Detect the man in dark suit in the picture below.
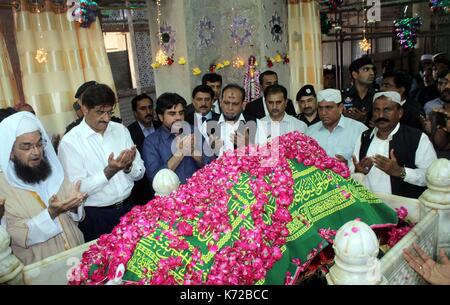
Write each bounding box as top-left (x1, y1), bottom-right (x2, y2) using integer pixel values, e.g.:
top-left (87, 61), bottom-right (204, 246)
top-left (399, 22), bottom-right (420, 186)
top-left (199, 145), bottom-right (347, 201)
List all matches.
top-left (185, 85), bottom-right (220, 130)
top-left (244, 70), bottom-right (296, 119)
top-left (127, 93), bottom-right (160, 205)
top-left (186, 73), bottom-right (223, 115)
top-left (203, 84), bottom-right (265, 159)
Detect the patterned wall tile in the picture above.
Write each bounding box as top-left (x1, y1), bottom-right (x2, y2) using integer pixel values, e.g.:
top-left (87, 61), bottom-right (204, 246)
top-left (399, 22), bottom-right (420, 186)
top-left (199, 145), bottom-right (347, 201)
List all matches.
top-left (134, 31), bottom-right (155, 89)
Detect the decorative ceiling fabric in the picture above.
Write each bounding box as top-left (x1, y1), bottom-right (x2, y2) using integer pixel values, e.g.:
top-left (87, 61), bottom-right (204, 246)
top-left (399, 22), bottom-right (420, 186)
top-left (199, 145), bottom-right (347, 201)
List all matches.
top-left (288, 0), bottom-right (323, 100)
top-left (13, 0), bottom-right (116, 134)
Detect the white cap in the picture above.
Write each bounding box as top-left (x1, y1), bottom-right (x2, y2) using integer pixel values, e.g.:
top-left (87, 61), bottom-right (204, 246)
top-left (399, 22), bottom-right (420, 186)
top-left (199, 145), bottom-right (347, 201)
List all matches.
top-left (420, 54), bottom-right (433, 61)
top-left (317, 89), bottom-right (342, 104)
top-left (373, 91), bottom-right (402, 105)
top-left (15, 115), bottom-right (40, 137)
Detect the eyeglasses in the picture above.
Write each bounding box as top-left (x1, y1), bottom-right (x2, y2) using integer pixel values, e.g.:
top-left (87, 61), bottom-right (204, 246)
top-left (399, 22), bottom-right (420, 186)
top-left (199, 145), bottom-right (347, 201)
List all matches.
top-left (95, 106), bottom-right (116, 118)
top-left (17, 139), bottom-right (47, 152)
top-left (95, 110), bottom-right (115, 117)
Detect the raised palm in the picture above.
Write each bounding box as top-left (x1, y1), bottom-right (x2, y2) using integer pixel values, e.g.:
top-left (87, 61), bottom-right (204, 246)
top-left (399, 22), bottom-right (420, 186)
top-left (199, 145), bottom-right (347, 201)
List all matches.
top-left (403, 243), bottom-right (450, 285)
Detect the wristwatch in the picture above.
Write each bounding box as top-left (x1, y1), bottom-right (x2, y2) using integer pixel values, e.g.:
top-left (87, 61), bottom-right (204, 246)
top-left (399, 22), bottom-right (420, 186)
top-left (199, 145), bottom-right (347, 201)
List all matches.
top-left (400, 167), bottom-right (406, 180)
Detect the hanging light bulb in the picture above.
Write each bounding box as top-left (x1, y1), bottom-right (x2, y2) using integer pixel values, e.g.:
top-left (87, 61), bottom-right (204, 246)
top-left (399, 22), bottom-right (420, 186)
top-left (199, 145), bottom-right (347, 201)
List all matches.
top-left (35, 48), bottom-right (48, 63)
top-left (359, 37), bottom-right (371, 52)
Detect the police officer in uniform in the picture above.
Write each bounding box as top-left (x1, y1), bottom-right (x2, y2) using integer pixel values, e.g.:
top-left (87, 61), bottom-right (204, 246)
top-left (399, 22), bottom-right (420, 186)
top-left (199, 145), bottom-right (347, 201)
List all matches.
top-left (342, 56), bottom-right (378, 125)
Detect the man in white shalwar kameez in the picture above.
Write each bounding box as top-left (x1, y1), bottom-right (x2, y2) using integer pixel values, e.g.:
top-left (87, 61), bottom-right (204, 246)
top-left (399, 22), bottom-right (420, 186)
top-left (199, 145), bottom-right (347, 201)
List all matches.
top-left (0, 112), bottom-right (87, 265)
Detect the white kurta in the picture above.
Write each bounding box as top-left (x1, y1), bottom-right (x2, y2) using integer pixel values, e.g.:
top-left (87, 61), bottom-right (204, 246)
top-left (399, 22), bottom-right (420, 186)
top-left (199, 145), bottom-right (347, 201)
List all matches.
top-left (58, 119), bottom-right (145, 208)
top-left (260, 113), bottom-right (308, 141)
top-left (200, 114), bottom-right (267, 157)
top-left (306, 116), bottom-right (368, 162)
top-left (350, 123), bottom-right (437, 195)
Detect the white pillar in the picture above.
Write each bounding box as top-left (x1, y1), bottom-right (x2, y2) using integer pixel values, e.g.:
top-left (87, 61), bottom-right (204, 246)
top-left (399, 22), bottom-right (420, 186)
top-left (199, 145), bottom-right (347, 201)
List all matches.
top-left (419, 158), bottom-right (450, 255)
top-left (126, 0), bottom-right (142, 94)
top-left (0, 226), bottom-right (24, 285)
top-left (326, 219), bottom-right (386, 285)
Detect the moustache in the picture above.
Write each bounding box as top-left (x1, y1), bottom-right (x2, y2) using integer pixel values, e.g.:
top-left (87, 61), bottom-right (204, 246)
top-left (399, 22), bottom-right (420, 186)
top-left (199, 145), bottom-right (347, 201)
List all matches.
top-left (375, 118), bottom-right (390, 123)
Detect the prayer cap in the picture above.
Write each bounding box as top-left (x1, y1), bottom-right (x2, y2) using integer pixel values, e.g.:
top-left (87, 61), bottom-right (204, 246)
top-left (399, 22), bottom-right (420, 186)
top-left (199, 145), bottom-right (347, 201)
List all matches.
top-left (349, 56), bottom-right (373, 72)
top-left (317, 89), bottom-right (342, 104)
top-left (296, 85), bottom-right (316, 101)
top-left (74, 81), bottom-right (97, 99)
top-left (373, 91), bottom-right (402, 105)
top-left (420, 54), bottom-right (433, 61)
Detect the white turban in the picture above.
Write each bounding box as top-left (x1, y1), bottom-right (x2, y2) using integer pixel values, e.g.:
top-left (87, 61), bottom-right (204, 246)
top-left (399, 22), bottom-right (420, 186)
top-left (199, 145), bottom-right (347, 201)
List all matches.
top-left (0, 112), bottom-right (64, 204)
top-left (317, 89), bottom-right (342, 104)
top-left (16, 115), bottom-right (40, 137)
top-left (420, 54), bottom-right (433, 61)
top-left (373, 91), bottom-right (403, 105)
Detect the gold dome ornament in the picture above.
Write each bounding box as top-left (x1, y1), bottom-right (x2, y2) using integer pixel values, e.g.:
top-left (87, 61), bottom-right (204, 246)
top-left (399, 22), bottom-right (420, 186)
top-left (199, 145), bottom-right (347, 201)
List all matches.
top-left (35, 48), bottom-right (48, 64)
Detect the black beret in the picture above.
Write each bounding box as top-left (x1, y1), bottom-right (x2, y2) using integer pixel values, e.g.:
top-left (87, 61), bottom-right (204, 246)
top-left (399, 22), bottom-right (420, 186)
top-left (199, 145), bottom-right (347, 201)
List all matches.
top-left (296, 85), bottom-right (316, 101)
top-left (74, 81), bottom-right (97, 99)
top-left (349, 56), bottom-right (373, 72)
top-left (73, 101), bottom-right (81, 111)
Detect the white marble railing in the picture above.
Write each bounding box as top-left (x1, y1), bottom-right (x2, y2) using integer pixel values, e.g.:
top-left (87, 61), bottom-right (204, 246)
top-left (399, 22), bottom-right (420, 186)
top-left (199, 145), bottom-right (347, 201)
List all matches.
top-left (329, 158), bottom-right (450, 285)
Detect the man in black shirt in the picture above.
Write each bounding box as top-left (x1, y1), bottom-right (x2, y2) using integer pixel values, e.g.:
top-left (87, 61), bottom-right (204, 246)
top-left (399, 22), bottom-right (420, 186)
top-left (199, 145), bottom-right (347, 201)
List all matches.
top-left (342, 56), bottom-right (377, 124)
top-left (295, 85), bottom-right (320, 126)
top-left (244, 70), bottom-right (296, 119)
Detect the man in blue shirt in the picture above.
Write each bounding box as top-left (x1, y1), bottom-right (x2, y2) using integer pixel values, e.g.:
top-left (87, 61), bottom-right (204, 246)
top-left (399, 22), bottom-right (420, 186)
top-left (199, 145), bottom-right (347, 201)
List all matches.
top-left (142, 93), bottom-right (203, 185)
top-left (307, 89), bottom-right (368, 164)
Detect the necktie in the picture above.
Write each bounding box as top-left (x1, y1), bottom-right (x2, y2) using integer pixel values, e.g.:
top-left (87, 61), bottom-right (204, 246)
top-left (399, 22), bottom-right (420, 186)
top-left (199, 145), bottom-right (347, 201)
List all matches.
top-left (201, 116), bottom-right (207, 124)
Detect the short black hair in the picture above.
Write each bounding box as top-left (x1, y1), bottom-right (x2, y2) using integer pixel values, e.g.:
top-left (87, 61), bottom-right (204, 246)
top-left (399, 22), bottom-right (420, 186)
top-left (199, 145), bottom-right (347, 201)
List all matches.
top-left (192, 85), bottom-right (215, 100)
top-left (202, 73), bottom-right (222, 85)
top-left (156, 93), bottom-right (187, 116)
top-left (432, 57), bottom-right (450, 69)
top-left (349, 56), bottom-right (373, 73)
top-left (81, 84), bottom-right (116, 109)
top-left (264, 84), bottom-right (287, 100)
top-left (0, 107), bottom-right (17, 123)
top-left (259, 70), bottom-right (278, 86)
top-left (437, 69), bottom-right (450, 79)
top-left (221, 84), bottom-right (246, 101)
top-left (383, 70), bottom-right (412, 94)
top-left (131, 93), bottom-right (153, 112)
top-left (74, 81), bottom-right (97, 99)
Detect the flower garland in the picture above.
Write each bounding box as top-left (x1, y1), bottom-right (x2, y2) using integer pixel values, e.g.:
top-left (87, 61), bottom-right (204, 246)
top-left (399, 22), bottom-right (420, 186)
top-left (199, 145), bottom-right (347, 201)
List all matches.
top-left (393, 16), bottom-right (422, 51)
top-left (67, 0), bottom-right (99, 28)
top-left (69, 132), bottom-right (350, 285)
top-left (266, 52), bottom-right (289, 68)
top-left (243, 56), bottom-right (261, 103)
